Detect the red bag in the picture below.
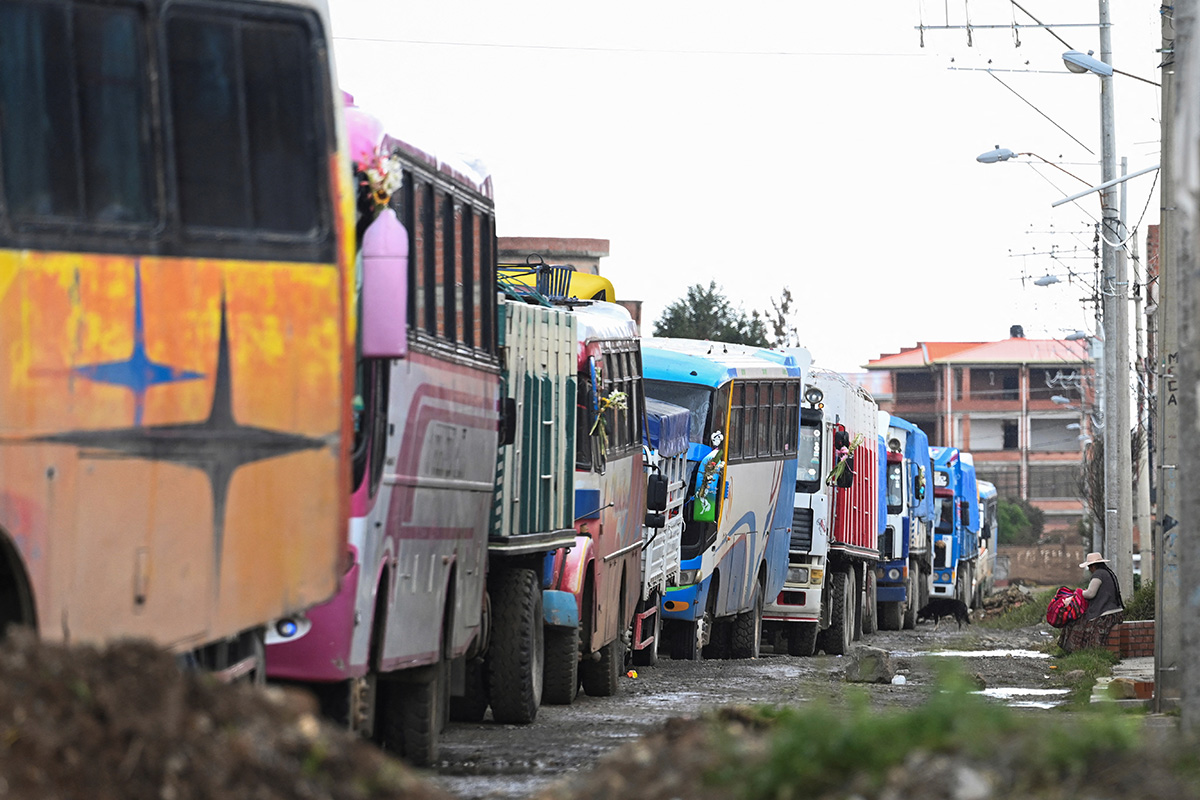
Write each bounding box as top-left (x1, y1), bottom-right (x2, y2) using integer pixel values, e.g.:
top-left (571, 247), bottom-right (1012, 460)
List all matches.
top-left (1046, 586), bottom-right (1088, 628)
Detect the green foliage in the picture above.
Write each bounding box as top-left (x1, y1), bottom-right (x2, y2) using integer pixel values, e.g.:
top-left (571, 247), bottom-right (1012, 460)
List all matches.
top-left (1124, 578), bottom-right (1155, 621)
top-left (977, 588), bottom-right (1055, 630)
top-left (996, 497), bottom-right (1045, 545)
top-left (652, 282), bottom-right (770, 346)
top-left (1052, 647), bottom-right (1118, 709)
top-left (707, 662), bottom-right (1139, 799)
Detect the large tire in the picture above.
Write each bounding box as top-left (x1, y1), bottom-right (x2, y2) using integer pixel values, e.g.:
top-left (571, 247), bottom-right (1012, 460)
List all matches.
top-left (314, 675), bottom-right (377, 737)
top-left (819, 569), bottom-right (853, 656)
top-left (449, 657), bottom-right (488, 722)
top-left (878, 600), bottom-right (903, 631)
top-left (668, 620), bottom-right (702, 661)
top-left (731, 583), bottom-right (763, 659)
top-left (702, 616), bottom-right (732, 660)
top-left (902, 572), bottom-right (919, 630)
top-left (631, 598), bottom-right (660, 668)
top-left (542, 624), bottom-right (580, 705)
top-left (861, 568), bottom-right (878, 635)
top-left (486, 568), bottom-right (544, 724)
top-left (579, 636), bottom-right (624, 697)
top-left (375, 661), bottom-right (445, 767)
top-left (787, 622), bottom-right (819, 657)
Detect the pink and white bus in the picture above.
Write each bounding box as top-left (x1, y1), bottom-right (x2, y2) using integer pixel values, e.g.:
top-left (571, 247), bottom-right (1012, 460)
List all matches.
top-left (266, 96), bottom-right (500, 765)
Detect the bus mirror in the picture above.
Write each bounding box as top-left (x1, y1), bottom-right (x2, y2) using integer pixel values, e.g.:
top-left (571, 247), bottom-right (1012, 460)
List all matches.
top-left (644, 512), bottom-right (666, 529)
top-left (646, 472), bottom-right (668, 512)
top-left (361, 208), bottom-right (409, 358)
top-left (499, 397), bottom-right (517, 446)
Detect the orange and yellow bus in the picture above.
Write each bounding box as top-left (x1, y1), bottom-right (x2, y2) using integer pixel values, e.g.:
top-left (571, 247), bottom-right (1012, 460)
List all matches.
top-left (0, 0), bottom-right (353, 678)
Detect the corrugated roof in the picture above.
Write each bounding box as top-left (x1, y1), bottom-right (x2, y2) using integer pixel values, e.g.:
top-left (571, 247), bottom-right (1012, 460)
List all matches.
top-left (866, 338), bottom-right (1089, 368)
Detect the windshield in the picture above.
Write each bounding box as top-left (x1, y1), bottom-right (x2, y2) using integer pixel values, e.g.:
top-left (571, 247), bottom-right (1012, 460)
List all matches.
top-left (644, 379), bottom-right (712, 445)
top-left (796, 421), bottom-right (821, 493)
top-left (886, 461), bottom-right (903, 511)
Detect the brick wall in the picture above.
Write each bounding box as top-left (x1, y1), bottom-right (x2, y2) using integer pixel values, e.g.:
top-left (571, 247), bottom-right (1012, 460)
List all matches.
top-left (1102, 620), bottom-right (1155, 658)
top-left (998, 544), bottom-right (1087, 586)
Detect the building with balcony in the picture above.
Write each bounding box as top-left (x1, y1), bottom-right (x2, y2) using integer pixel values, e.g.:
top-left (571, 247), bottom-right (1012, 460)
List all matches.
top-left (862, 328), bottom-right (1093, 535)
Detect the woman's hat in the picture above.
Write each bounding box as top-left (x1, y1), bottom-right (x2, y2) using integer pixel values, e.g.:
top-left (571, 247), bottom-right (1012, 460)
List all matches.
top-left (1080, 551), bottom-right (1111, 568)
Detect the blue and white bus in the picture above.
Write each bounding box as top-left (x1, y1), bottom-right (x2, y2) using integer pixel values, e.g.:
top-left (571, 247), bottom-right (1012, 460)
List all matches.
top-left (641, 340), bottom-right (805, 660)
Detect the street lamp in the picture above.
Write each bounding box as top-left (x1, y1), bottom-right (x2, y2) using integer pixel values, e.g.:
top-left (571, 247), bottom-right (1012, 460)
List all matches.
top-left (976, 146), bottom-right (1092, 187)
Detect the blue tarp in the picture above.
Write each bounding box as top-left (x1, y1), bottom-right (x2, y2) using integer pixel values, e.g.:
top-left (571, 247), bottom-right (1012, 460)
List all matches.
top-left (644, 398), bottom-right (691, 458)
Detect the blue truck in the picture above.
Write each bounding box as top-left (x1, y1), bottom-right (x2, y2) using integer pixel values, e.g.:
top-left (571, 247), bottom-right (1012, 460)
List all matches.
top-left (928, 447), bottom-right (980, 606)
top-left (874, 412), bottom-right (935, 630)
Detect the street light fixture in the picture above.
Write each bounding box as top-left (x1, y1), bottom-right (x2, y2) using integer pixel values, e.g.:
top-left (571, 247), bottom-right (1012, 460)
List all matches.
top-left (1033, 275), bottom-right (1061, 286)
top-left (976, 146), bottom-right (1092, 187)
top-left (1063, 49), bottom-right (1113, 77)
top-left (1065, 331), bottom-right (1090, 341)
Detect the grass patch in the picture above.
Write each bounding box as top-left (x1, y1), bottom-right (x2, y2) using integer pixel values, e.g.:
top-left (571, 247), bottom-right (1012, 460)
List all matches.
top-left (977, 587), bottom-right (1055, 630)
top-left (706, 662), bottom-right (1140, 799)
top-left (1050, 647), bottom-right (1118, 709)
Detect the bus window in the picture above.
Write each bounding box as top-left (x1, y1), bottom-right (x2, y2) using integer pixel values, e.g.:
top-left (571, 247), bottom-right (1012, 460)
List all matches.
top-left (757, 383), bottom-right (772, 458)
top-left (643, 379), bottom-right (712, 446)
top-left (727, 383), bottom-right (744, 461)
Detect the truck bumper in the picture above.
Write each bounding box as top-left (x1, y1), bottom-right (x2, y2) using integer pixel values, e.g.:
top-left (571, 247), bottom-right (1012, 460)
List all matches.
top-left (543, 589), bottom-right (579, 628)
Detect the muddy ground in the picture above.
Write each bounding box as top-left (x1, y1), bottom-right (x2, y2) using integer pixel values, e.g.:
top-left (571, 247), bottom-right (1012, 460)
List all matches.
top-left (431, 620), bottom-right (1064, 799)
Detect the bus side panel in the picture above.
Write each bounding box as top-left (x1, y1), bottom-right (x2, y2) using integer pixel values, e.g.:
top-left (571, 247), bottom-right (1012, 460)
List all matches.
top-left (376, 349), bottom-right (497, 670)
top-left (0, 254), bottom-right (344, 649)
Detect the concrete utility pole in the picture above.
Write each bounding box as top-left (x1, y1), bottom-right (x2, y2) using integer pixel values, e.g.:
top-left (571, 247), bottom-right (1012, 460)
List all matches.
top-left (1096, 0), bottom-right (1134, 600)
top-left (1173, 0), bottom-right (1199, 733)
top-left (1156, 0), bottom-right (1182, 716)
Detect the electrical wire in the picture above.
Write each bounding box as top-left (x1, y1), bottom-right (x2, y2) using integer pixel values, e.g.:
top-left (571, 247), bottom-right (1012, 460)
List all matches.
top-left (986, 72), bottom-right (1095, 155)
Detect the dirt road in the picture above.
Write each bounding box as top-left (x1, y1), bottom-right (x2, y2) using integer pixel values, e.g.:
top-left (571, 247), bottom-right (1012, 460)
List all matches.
top-left (432, 622), bottom-right (1058, 799)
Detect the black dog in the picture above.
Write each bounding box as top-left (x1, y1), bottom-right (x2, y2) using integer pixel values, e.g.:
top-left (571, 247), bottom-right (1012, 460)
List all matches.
top-left (916, 598), bottom-right (972, 630)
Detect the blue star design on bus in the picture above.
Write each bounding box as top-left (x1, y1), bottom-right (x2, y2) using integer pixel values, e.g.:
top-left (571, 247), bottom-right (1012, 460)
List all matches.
top-left (41, 295), bottom-right (328, 588)
top-left (72, 261), bottom-right (204, 426)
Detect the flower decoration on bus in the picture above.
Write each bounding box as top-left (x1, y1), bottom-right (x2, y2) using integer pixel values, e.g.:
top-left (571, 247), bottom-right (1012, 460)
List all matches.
top-left (589, 389), bottom-right (628, 452)
top-left (826, 432), bottom-right (863, 487)
top-left (358, 148), bottom-right (403, 207)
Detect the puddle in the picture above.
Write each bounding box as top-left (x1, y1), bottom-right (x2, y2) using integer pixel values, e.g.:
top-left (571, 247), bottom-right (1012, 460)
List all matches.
top-left (976, 687), bottom-right (1070, 709)
top-left (893, 649), bottom-right (1049, 659)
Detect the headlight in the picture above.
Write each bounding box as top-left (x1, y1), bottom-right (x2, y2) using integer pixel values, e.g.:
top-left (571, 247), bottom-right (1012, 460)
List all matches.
top-left (678, 569), bottom-right (701, 586)
top-left (887, 568), bottom-right (901, 581)
top-left (875, 568), bottom-right (886, 580)
top-left (787, 567), bottom-right (810, 584)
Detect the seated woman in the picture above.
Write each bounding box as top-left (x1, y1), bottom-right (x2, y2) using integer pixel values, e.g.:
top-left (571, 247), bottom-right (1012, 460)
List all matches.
top-left (1059, 552), bottom-right (1125, 653)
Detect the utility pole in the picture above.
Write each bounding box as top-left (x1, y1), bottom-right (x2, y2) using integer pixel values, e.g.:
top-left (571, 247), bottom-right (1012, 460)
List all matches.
top-left (1097, 0), bottom-right (1134, 600)
top-left (1156, 0), bottom-right (1182, 716)
top-left (1173, 0), bottom-right (1199, 733)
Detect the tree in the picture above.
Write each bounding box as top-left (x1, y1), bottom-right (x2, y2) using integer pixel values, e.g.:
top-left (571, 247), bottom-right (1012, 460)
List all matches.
top-left (996, 497), bottom-right (1045, 545)
top-left (766, 286), bottom-right (800, 348)
top-left (652, 282), bottom-right (769, 346)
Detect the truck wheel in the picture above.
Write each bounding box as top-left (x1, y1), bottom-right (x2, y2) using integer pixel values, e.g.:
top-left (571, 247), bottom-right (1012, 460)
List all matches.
top-left (731, 583), bottom-right (763, 659)
top-left (851, 567), bottom-right (864, 642)
top-left (668, 620), bottom-right (702, 660)
top-left (631, 598), bottom-right (660, 667)
top-left (449, 657), bottom-right (488, 722)
top-left (787, 622), bottom-right (819, 657)
top-left (579, 636), bottom-right (624, 697)
top-left (902, 573), bottom-right (919, 630)
top-left (541, 624), bottom-right (579, 705)
top-left (820, 569), bottom-right (853, 656)
top-left (878, 600), bottom-right (903, 631)
top-left (486, 568), bottom-right (544, 724)
top-left (861, 568), bottom-right (878, 635)
top-left (314, 675), bottom-right (377, 737)
top-left (702, 616), bottom-right (732, 659)
top-left (375, 661), bottom-right (445, 767)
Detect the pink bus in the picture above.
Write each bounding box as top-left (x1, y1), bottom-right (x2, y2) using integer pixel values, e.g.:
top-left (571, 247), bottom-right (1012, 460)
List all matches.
top-left (266, 96), bottom-right (499, 765)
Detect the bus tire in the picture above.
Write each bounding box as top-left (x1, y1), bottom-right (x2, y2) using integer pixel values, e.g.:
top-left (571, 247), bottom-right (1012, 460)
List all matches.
top-left (541, 624), bottom-right (579, 705)
top-left (314, 675), bottom-right (377, 737)
top-left (376, 661), bottom-right (444, 767)
top-left (702, 616), bottom-right (732, 659)
top-left (731, 583), bottom-right (763, 659)
top-left (878, 600), bottom-right (903, 631)
top-left (486, 568), bottom-right (544, 724)
top-left (861, 568), bottom-right (878, 635)
top-left (820, 569), bottom-right (853, 656)
top-left (902, 572), bottom-right (919, 630)
top-left (449, 657), bottom-right (488, 722)
top-left (787, 622), bottom-right (819, 657)
top-left (669, 620), bottom-right (702, 661)
top-left (580, 636), bottom-right (624, 697)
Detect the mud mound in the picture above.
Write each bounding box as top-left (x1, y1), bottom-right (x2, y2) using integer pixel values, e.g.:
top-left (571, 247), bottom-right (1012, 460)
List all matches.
top-left (0, 631), bottom-right (450, 800)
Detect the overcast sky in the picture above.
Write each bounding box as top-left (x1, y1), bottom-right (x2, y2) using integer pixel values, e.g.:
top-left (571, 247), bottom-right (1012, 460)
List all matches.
top-left (329, 1), bottom-right (1164, 372)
